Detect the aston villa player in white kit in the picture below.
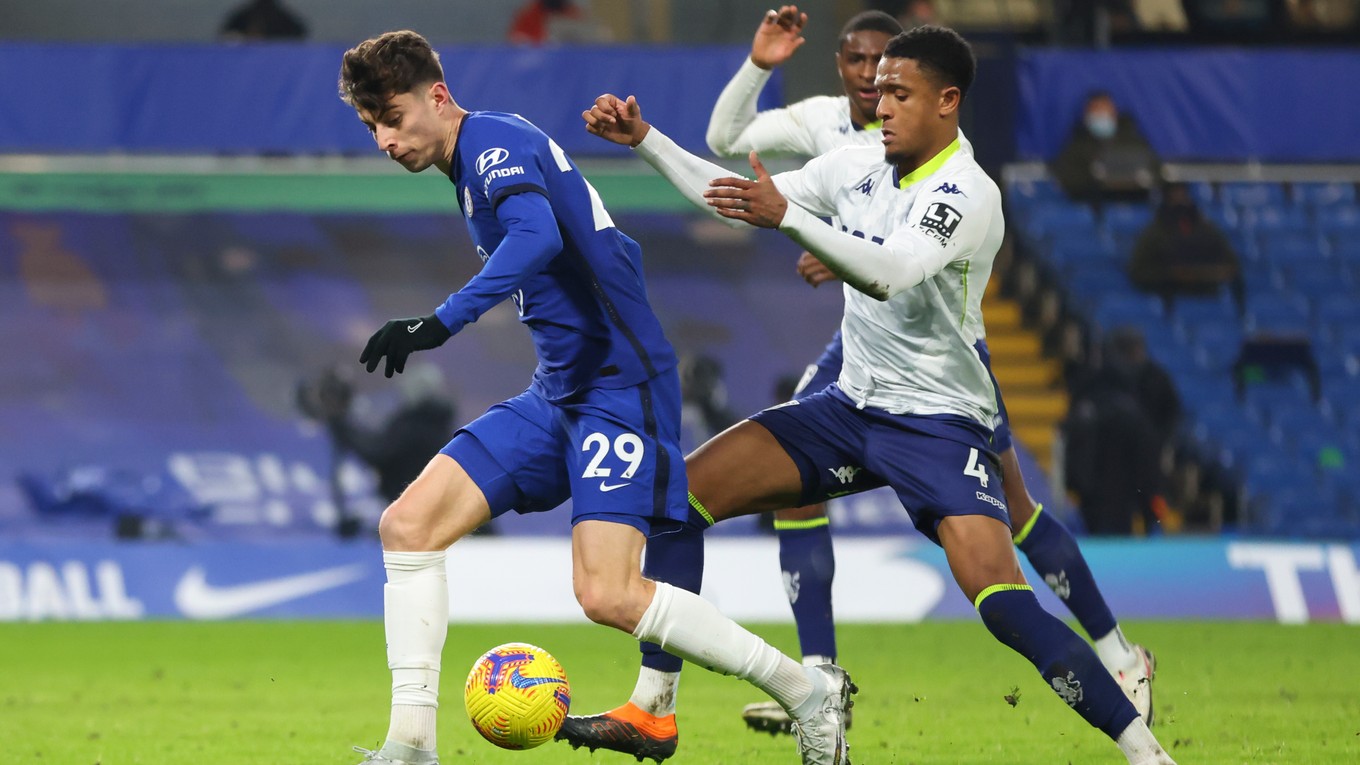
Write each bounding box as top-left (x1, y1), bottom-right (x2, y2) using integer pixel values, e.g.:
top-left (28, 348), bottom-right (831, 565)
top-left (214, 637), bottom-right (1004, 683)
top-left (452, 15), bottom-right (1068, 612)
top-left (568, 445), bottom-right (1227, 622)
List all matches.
top-left (578, 25), bottom-right (1175, 765)
top-left (703, 6), bottom-right (1156, 738)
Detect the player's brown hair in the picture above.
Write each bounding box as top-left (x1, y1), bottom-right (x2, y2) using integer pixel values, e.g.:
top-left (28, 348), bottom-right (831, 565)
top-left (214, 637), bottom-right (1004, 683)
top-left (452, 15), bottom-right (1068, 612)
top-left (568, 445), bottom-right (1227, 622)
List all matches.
top-left (339, 30), bottom-right (445, 115)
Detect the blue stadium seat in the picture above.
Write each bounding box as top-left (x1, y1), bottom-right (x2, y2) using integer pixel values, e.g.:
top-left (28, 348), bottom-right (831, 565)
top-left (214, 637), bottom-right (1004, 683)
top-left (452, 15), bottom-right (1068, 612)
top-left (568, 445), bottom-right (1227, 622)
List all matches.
top-left (1173, 295), bottom-right (1238, 326)
top-left (1211, 422), bottom-right (1279, 469)
top-left (1221, 182), bottom-right (1288, 209)
top-left (1316, 205), bottom-right (1360, 238)
top-left (1091, 293), bottom-right (1163, 330)
top-left (1292, 182), bottom-right (1357, 208)
top-left (1244, 383), bottom-right (1315, 425)
top-left (1331, 238), bottom-right (1360, 263)
top-left (1245, 293), bottom-right (1310, 334)
top-left (1316, 294), bottom-right (1360, 329)
top-left (1256, 486), bottom-right (1346, 537)
top-left (1006, 178), bottom-right (1066, 211)
top-left (1246, 205), bottom-right (1313, 236)
top-left (1279, 261), bottom-right (1352, 295)
top-left (1223, 228), bottom-right (1260, 261)
top-left (1066, 265), bottom-right (1131, 302)
top-left (1204, 204), bottom-right (1241, 232)
top-left (1101, 203), bottom-right (1153, 238)
top-left (1241, 262), bottom-right (1282, 294)
top-left (1188, 182), bottom-right (1217, 206)
top-left (1190, 319), bottom-right (1244, 369)
top-left (1048, 234), bottom-right (1117, 265)
top-left (1024, 202), bottom-right (1097, 241)
top-left (1258, 231), bottom-right (1328, 262)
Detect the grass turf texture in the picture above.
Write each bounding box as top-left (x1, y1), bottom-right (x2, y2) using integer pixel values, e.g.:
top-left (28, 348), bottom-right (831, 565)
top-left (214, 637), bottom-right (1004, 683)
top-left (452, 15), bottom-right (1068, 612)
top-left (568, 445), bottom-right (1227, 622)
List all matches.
top-left (2, 621), bottom-right (1355, 764)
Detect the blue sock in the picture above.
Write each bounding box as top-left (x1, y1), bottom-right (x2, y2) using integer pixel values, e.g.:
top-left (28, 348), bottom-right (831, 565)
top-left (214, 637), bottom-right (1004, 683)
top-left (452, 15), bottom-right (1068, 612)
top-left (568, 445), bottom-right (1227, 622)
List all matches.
top-left (977, 586), bottom-right (1138, 740)
top-left (1014, 505), bottom-right (1118, 641)
top-left (775, 518), bottom-right (837, 662)
top-left (639, 518), bottom-right (705, 673)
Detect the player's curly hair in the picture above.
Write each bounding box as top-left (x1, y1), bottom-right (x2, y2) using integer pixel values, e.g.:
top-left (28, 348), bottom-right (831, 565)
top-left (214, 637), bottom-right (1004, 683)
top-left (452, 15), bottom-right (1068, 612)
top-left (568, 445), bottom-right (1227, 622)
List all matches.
top-left (339, 30), bottom-right (445, 114)
top-left (884, 25), bottom-right (976, 99)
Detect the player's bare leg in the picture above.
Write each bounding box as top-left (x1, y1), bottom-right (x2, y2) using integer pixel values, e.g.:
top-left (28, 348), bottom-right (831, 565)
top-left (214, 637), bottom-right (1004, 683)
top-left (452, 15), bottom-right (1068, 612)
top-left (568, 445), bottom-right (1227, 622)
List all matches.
top-left (559, 421), bottom-right (855, 764)
top-left (1002, 447), bottom-right (1157, 723)
top-left (357, 454), bottom-right (491, 765)
top-left (940, 514), bottom-right (1174, 765)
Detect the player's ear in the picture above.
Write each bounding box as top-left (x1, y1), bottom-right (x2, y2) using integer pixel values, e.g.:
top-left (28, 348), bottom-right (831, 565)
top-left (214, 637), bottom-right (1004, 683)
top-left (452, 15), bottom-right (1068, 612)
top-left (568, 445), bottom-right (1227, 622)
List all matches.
top-left (938, 86), bottom-right (961, 117)
top-left (429, 81), bottom-right (452, 110)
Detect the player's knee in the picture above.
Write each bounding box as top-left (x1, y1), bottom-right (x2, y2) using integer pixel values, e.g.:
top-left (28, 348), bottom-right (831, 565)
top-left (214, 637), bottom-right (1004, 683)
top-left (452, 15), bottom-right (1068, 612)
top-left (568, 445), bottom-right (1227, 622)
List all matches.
top-left (574, 579), bottom-right (643, 631)
top-left (379, 499), bottom-right (437, 551)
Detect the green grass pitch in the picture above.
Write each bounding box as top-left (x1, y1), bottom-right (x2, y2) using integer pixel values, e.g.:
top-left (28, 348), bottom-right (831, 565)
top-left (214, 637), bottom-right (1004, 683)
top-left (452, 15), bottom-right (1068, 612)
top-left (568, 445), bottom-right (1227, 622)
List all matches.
top-left (2, 621), bottom-right (1356, 764)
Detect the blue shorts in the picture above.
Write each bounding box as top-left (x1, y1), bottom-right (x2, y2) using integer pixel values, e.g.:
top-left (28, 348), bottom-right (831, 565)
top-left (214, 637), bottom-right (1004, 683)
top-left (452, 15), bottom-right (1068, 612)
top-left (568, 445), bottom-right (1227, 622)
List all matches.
top-left (440, 371), bottom-right (690, 536)
top-left (794, 332), bottom-right (1012, 453)
top-left (750, 386), bottom-right (1009, 544)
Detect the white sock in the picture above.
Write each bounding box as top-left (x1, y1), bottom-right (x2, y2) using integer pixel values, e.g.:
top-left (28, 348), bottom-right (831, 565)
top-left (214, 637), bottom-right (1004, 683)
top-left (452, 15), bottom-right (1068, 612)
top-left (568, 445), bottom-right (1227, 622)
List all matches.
top-left (1116, 718), bottom-right (1172, 764)
top-left (1094, 626), bottom-right (1140, 674)
top-left (629, 667), bottom-right (680, 717)
top-left (383, 550), bottom-right (448, 751)
top-left (632, 582), bottom-right (813, 712)
top-left (802, 654), bottom-right (834, 667)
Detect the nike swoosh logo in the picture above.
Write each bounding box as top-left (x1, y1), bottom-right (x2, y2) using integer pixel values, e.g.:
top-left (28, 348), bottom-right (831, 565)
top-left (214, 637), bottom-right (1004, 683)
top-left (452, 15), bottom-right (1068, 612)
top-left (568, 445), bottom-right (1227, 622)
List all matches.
top-left (174, 564), bottom-right (369, 619)
top-left (599, 482), bottom-right (630, 492)
top-left (407, 320), bottom-right (423, 333)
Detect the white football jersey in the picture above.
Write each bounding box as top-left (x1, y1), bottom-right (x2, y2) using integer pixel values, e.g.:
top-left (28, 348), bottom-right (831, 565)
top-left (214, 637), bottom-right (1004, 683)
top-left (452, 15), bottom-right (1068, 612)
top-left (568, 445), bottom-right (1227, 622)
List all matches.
top-left (772, 141), bottom-right (1004, 424)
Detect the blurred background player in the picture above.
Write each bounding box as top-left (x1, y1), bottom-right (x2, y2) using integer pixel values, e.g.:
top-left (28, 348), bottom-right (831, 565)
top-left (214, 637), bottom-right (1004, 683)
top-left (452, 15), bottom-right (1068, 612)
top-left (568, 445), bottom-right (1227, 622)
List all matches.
top-left (338, 30), bottom-right (850, 765)
top-left (576, 23), bottom-right (1174, 764)
top-left (582, 5), bottom-right (1157, 747)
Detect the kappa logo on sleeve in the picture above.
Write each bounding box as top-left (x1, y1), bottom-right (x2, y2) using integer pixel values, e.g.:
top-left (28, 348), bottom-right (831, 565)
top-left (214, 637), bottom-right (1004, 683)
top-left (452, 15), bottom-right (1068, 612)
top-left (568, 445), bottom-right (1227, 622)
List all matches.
top-left (476, 147), bottom-right (510, 174)
top-left (919, 201), bottom-right (963, 243)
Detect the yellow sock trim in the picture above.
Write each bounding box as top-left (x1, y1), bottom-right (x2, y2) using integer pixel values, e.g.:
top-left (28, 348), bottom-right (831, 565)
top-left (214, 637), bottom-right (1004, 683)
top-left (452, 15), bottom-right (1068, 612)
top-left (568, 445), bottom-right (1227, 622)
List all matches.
top-left (973, 583), bottom-right (1033, 610)
top-left (1010, 503), bottom-right (1044, 546)
top-left (772, 517), bottom-right (831, 531)
top-left (687, 492), bottom-right (715, 527)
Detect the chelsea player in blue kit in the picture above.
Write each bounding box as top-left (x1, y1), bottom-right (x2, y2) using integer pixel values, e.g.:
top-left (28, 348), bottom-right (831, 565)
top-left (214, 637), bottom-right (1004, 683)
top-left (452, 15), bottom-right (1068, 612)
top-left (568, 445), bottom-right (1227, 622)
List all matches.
top-left (338, 31), bottom-right (851, 765)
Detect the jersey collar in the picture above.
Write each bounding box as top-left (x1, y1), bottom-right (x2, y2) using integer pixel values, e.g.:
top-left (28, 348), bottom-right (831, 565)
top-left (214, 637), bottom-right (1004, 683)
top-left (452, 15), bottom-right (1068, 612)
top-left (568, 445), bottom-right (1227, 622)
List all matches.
top-left (853, 119), bottom-right (883, 132)
top-left (894, 137), bottom-right (961, 190)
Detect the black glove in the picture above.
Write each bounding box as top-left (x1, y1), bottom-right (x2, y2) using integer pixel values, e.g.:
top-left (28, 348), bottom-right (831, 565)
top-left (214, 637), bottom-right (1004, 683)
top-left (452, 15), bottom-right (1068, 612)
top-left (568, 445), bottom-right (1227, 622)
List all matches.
top-left (359, 314), bottom-right (451, 378)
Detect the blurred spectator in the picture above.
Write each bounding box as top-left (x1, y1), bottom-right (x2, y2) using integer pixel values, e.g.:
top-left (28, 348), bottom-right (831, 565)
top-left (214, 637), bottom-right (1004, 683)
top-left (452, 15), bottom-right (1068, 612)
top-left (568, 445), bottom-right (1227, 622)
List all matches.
top-left (678, 353), bottom-right (738, 453)
top-left (297, 364), bottom-right (456, 536)
top-left (1128, 182), bottom-right (1243, 309)
top-left (1052, 91), bottom-right (1161, 204)
top-left (1132, 0), bottom-right (1191, 31)
top-left (1181, 0), bottom-right (1281, 38)
top-left (219, 0), bottom-right (308, 41)
top-left (507, 0), bottom-right (609, 44)
top-left (1052, 0), bottom-right (1141, 44)
top-left (1063, 327), bottom-right (1180, 534)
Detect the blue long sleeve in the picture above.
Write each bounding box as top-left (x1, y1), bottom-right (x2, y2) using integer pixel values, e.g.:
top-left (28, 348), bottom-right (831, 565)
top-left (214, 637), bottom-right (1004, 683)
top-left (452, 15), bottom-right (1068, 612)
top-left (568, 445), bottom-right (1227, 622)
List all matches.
top-left (434, 191), bottom-right (564, 334)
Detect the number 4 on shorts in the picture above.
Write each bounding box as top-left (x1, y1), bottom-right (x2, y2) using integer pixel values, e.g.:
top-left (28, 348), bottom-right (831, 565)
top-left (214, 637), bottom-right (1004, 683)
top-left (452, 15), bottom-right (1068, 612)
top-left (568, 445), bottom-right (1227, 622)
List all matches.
top-left (963, 447), bottom-right (989, 487)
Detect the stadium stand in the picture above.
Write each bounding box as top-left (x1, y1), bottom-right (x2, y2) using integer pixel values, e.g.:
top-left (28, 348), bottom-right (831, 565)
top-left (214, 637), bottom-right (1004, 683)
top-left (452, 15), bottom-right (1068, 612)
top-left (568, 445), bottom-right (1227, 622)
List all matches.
top-left (1006, 173), bottom-right (1360, 536)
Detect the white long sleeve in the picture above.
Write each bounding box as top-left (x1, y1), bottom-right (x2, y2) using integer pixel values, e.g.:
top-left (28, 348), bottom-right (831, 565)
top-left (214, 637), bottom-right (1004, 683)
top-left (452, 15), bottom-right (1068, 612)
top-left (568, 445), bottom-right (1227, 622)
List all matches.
top-left (706, 58), bottom-right (773, 155)
top-left (777, 204), bottom-right (954, 302)
top-left (633, 127), bottom-right (747, 227)
top-left (705, 57), bottom-right (821, 157)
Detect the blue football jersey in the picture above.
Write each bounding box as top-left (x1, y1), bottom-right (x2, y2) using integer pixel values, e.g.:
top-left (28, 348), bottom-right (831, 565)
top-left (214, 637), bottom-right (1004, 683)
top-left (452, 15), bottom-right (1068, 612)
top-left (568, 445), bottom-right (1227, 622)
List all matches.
top-left (436, 112), bottom-right (677, 402)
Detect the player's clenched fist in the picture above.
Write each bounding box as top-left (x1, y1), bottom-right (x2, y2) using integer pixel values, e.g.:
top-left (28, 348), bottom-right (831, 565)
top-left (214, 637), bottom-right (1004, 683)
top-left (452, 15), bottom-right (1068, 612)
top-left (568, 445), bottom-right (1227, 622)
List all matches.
top-left (583, 94), bottom-right (651, 147)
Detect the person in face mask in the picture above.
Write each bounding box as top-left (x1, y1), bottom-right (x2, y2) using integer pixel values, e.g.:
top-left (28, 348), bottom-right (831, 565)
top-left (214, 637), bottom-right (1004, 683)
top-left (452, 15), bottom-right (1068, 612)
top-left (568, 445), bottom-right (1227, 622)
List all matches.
top-left (1128, 182), bottom-right (1242, 309)
top-left (1052, 90), bottom-right (1162, 204)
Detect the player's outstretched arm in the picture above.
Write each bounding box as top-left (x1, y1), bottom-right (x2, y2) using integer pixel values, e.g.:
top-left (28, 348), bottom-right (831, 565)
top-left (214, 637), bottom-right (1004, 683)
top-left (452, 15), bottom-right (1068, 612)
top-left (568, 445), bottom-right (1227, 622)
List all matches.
top-left (706, 6), bottom-right (811, 156)
top-left (589, 95), bottom-right (747, 228)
